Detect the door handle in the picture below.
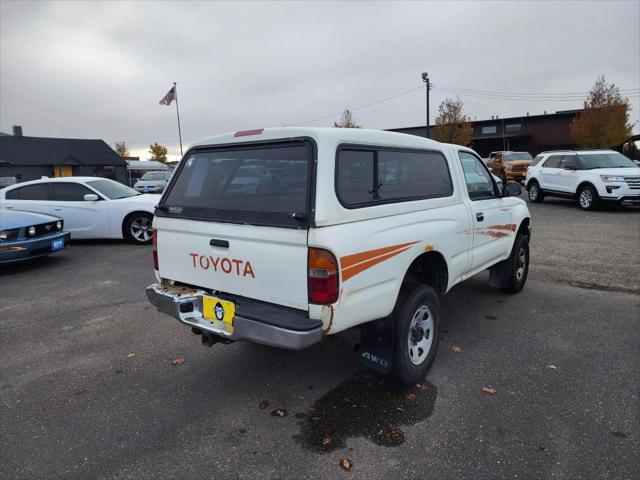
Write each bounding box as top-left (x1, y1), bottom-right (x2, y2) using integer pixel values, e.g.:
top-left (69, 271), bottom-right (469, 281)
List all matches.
top-left (53, 208), bottom-right (63, 211)
top-left (5, 206), bottom-right (14, 209)
top-left (476, 212), bottom-right (484, 222)
top-left (210, 239), bottom-right (229, 248)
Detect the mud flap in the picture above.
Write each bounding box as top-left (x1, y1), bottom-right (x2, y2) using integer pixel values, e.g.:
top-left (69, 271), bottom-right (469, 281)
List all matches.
top-left (359, 316), bottom-right (394, 375)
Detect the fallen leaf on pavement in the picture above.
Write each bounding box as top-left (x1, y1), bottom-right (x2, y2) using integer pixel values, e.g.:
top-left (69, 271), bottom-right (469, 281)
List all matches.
top-left (271, 408), bottom-right (288, 417)
top-left (307, 406), bottom-right (316, 416)
top-left (297, 394), bottom-right (305, 400)
top-left (259, 400), bottom-right (269, 410)
top-left (548, 364), bottom-right (557, 369)
top-left (126, 353), bottom-right (136, 358)
top-left (415, 383), bottom-right (427, 391)
top-left (170, 356), bottom-right (185, 366)
top-left (482, 386), bottom-right (497, 395)
top-left (389, 426), bottom-right (403, 438)
top-left (404, 392), bottom-right (416, 401)
top-left (322, 434), bottom-right (332, 445)
top-left (452, 345), bottom-right (462, 353)
top-left (340, 457), bottom-right (352, 471)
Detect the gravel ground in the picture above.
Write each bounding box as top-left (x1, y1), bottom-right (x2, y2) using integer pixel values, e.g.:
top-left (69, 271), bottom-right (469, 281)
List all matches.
top-left (1, 198), bottom-right (638, 480)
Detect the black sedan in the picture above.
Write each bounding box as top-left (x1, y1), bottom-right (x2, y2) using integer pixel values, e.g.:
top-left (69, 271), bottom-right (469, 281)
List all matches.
top-left (0, 209), bottom-right (70, 264)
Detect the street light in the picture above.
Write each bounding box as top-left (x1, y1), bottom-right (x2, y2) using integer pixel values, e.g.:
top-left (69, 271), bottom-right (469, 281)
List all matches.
top-left (421, 72), bottom-right (430, 139)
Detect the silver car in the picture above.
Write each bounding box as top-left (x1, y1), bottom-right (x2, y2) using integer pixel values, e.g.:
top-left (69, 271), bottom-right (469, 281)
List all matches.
top-left (133, 171), bottom-right (171, 193)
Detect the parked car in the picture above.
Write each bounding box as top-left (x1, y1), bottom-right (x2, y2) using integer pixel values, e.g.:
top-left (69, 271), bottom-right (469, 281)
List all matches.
top-left (146, 127), bottom-right (530, 385)
top-left (133, 170), bottom-right (172, 193)
top-left (0, 209), bottom-right (70, 264)
top-left (525, 149), bottom-right (640, 210)
top-left (0, 177), bottom-right (159, 244)
top-left (487, 151), bottom-right (533, 184)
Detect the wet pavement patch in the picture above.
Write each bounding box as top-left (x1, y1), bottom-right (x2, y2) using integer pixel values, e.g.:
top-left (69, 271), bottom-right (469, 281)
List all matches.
top-left (294, 371), bottom-right (436, 453)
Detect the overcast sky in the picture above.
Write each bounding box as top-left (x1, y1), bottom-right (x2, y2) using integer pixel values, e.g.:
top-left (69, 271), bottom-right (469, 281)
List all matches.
top-left (1, 0), bottom-right (638, 161)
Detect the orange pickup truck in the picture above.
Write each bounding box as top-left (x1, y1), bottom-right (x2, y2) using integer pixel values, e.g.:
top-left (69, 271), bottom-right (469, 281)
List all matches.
top-left (487, 151), bottom-right (533, 183)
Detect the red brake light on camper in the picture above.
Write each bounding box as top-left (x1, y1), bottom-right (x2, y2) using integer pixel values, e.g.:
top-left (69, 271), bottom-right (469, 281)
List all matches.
top-left (234, 129), bottom-right (264, 137)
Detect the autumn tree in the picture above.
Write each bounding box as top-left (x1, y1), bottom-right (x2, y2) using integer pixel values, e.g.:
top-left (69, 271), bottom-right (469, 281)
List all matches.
top-left (148, 142), bottom-right (168, 163)
top-left (334, 109), bottom-right (361, 128)
top-left (432, 97), bottom-right (472, 146)
top-left (114, 141), bottom-right (129, 157)
top-left (571, 76), bottom-right (633, 148)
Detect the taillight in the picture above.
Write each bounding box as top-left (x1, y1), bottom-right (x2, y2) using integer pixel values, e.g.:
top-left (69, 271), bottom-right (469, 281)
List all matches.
top-left (152, 230), bottom-right (159, 270)
top-left (308, 248), bottom-right (339, 304)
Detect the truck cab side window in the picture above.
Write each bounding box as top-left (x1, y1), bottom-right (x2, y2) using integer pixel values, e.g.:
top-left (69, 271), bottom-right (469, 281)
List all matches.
top-left (458, 151), bottom-right (496, 201)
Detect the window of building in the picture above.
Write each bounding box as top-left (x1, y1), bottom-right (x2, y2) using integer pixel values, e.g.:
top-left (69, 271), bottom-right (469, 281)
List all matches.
top-left (336, 147), bottom-right (453, 207)
top-left (481, 125), bottom-right (497, 135)
top-left (52, 182), bottom-right (93, 201)
top-left (505, 123), bottom-right (522, 133)
top-left (5, 183), bottom-right (51, 200)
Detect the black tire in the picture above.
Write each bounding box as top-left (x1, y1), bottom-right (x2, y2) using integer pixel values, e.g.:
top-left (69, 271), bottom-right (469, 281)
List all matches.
top-left (577, 184), bottom-right (598, 211)
top-left (391, 285), bottom-right (441, 385)
top-left (492, 234), bottom-right (529, 293)
top-left (124, 212), bottom-right (153, 245)
top-left (527, 180), bottom-right (544, 203)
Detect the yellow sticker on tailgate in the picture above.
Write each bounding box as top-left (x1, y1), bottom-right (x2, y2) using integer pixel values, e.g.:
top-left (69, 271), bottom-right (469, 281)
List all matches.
top-left (202, 296), bottom-right (235, 334)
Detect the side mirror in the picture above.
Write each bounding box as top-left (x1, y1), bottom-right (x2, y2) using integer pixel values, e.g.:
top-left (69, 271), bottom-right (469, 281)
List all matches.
top-left (504, 182), bottom-right (522, 197)
top-left (84, 193), bottom-right (99, 201)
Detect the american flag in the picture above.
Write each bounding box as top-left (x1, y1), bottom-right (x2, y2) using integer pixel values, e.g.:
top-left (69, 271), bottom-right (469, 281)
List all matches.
top-left (159, 86), bottom-right (176, 105)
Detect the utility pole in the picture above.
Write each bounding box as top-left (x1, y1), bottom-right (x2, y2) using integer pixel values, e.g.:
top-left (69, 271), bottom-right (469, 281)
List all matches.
top-left (421, 72), bottom-right (430, 138)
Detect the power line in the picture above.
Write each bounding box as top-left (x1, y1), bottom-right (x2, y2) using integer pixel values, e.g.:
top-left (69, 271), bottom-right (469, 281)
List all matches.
top-left (286, 85), bottom-right (424, 126)
top-left (432, 82), bottom-right (640, 98)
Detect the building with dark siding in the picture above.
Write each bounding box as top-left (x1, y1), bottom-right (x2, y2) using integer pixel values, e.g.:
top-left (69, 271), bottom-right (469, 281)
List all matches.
top-left (388, 109), bottom-right (583, 157)
top-left (0, 126), bottom-right (128, 184)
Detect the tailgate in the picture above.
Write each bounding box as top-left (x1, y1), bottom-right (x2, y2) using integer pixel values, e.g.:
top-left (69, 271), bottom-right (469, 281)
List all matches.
top-left (155, 216), bottom-right (309, 310)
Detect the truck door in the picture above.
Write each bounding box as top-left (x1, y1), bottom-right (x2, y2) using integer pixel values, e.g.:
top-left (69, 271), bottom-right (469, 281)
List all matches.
top-left (458, 151), bottom-right (513, 271)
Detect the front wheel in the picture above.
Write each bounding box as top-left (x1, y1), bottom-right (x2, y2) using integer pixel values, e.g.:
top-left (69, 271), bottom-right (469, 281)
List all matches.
top-left (527, 181), bottom-right (544, 203)
top-left (577, 185), bottom-right (598, 211)
top-left (391, 285), bottom-right (441, 385)
top-left (124, 212), bottom-right (153, 245)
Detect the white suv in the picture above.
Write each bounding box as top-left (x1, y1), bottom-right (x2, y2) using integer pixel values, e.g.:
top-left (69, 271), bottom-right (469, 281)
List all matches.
top-left (525, 150), bottom-right (640, 210)
top-left (146, 128), bottom-right (531, 384)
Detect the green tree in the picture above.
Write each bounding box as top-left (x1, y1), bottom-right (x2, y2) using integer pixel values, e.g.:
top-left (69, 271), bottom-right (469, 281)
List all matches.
top-left (334, 109), bottom-right (361, 128)
top-left (570, 76), bottom-right (633, 148)
top-left (114, 141), bottom-right (129, 157)
top-left (148, 142), bottom-right (168, 163)
top-left (432, 97), bottom-right (472, 146)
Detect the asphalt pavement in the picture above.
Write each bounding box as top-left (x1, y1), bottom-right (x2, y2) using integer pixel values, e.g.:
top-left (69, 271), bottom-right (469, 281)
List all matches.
top-left (1, 197), bottom-right (638, 480)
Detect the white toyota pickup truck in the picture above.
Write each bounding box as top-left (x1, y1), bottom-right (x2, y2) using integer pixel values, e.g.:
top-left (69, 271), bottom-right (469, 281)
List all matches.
top-left (146, 128), bottom-right (531, 384)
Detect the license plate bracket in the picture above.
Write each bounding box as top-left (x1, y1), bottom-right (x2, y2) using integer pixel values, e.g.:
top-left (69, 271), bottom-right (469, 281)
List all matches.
top-left (202, 296), bottom-right (235, 334)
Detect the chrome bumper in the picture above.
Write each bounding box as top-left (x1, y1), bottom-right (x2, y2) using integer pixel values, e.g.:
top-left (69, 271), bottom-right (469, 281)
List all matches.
top-left (145, 283), bottom-right (322, 350)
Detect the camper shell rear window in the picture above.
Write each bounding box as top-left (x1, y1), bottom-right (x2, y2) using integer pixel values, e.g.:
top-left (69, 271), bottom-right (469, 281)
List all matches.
top-left (157, 139), bottom-right (315, 228)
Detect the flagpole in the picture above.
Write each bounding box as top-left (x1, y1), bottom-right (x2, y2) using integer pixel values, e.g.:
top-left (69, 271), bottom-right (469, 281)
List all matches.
top-left (173, 82), bottom-right (183, 156)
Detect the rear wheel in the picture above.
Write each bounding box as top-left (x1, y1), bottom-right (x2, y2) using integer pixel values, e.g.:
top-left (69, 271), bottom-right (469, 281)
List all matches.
top-left (527, 181), bottom-right (544, 203)
top-left (491, 234), bottom-right (529, 293)
top-left (124, 212), bottom-right (153, 245)
top-left (578, 185), bottom-right (598, 211)
top-left (391, 285), bottom-right (441, 385)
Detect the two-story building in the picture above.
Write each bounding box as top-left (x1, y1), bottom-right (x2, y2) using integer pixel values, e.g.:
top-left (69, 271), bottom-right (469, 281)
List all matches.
top-left (388, 109), bottom-right (582, 157)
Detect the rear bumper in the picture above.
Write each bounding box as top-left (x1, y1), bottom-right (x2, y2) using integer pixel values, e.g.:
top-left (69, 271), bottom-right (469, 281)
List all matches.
top-left (145, 283), bottom-right (323, 350)
top-left (0, 231), bottom-right (70, 264)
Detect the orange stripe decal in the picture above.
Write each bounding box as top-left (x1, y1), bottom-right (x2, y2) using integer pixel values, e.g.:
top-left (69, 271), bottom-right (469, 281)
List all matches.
top-left (340, 241), bottom-right (419, 269)
top-left (340, 242), bottom-right (419, 282)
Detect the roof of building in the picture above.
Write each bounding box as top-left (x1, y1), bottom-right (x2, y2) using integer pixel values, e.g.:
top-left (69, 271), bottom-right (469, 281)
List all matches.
top-left (388, 109), bottom-right (584, 132)
top-left (0, 136), bottom-right (127, 167)
top-left (126, 160), bottom-right (168, 170)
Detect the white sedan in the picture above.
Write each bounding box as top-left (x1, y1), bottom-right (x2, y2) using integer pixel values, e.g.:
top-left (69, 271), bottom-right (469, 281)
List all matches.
top-left (0, 177), bottom-right (159, 245)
